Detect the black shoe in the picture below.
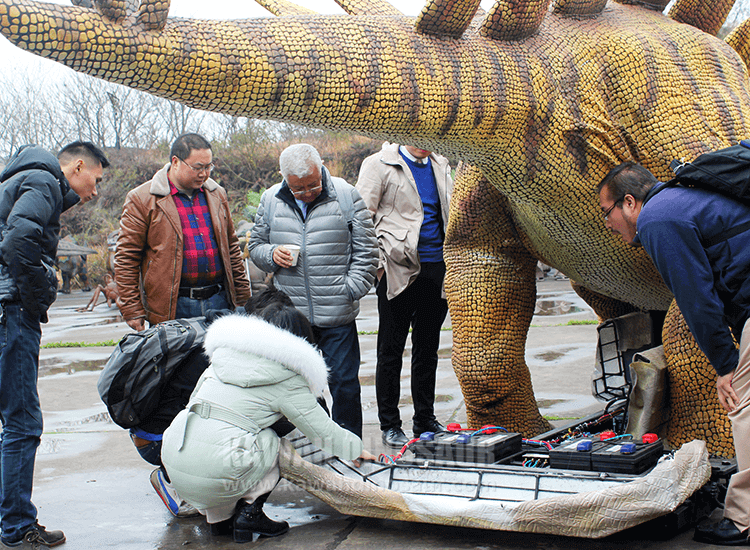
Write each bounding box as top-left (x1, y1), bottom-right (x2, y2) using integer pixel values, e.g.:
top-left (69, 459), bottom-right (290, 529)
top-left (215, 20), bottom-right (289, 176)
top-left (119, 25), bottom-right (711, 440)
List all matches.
top-left (413, 419), bottom-right (446, 438)
top-left (234, 493), bottom-right (289, 542)
top-left (382, 427), bottom-right (409, 448)
top-left (694, 518), bottom-right (749, 545)
top-left (19, 523), bottom-right (66, 547)
top-left (209, 517), bottom-right (233, 537)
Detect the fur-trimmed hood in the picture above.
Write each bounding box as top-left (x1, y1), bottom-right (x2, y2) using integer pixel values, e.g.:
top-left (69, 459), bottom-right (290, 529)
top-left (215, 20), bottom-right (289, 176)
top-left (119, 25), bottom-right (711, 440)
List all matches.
top-left (203, 313), bottom-right (328, 396)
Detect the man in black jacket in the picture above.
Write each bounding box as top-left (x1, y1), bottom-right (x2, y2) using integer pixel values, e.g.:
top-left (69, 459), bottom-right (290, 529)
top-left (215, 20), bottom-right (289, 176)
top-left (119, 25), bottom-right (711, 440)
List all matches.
top-left (0, 142), bottom-right (108, 549)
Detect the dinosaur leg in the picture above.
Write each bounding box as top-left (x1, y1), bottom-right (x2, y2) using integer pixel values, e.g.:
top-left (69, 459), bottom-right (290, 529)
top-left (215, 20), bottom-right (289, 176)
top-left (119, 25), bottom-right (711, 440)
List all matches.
top-left (444, 165), bottom-right (550, 437)
top-left (662, 301), bottom-right (734, 457)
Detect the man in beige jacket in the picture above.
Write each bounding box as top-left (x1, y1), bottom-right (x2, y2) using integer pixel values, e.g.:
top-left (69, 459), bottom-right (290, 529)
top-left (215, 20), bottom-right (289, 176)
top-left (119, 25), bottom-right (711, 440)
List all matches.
top-left (356, 142), bottom-right (453, 448)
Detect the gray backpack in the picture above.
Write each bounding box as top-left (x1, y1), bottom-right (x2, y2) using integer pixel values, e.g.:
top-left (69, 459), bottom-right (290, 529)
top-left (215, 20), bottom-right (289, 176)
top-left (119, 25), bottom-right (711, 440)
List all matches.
top-left (97, 317), bottom-right (209, 428)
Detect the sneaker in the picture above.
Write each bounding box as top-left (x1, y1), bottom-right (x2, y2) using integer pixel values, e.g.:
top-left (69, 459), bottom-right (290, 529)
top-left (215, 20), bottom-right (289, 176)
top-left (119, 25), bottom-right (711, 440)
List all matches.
top-left (150, 468), bottom-right (200, 518)
top-left (0, 522), bottom-right (65, 548)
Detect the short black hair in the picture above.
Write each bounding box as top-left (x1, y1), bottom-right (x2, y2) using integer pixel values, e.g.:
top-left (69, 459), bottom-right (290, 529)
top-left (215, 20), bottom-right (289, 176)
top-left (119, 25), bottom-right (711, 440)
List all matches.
top-left (243, 285), bottom-right (294, 315)
top-left (58, 141), bottom-right (110, 169)
top-left (256, 302), bottom-right (315, 345)
top-left (170, 133), bottom-right (212, 161)
top-left (598, 162), bottom-right (659, 201)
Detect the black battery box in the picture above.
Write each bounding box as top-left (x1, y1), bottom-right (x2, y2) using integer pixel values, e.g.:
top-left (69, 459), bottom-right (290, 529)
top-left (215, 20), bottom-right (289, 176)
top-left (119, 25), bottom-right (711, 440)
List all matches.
top-left (548, 436), bottom-right (607, 471)
top-left (591, 438), bottom-right (664, 474)
top-left (411, 430), bottom-right (522, 464)
top-left (549, 433), bottom-right (664, 474)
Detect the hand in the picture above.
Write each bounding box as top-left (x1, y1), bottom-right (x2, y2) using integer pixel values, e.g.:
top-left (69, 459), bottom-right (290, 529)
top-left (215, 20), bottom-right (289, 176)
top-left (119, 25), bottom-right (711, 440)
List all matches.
top-left (352, 449), bottom-right (377, 468)
top-left (126, 318), bottom-right (146, 331)
top-left (272, 246), bottom-right (294, 269)
top-left (717, 371), bottom-right (739, 413)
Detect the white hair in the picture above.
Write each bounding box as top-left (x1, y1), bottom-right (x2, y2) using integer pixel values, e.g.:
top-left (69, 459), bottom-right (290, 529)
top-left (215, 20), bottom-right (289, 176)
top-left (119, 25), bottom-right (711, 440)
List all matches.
top-left (279, 144), bottom-right (323, 180)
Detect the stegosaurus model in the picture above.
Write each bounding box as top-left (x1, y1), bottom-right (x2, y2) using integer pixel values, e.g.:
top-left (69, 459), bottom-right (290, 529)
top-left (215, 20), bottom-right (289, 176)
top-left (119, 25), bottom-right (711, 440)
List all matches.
top-left (1, 0), bottom-right (748, 457)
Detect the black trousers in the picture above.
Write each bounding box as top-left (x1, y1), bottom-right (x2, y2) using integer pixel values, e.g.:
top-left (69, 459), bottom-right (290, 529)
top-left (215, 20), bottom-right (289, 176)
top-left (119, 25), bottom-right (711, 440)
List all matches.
top-left (376, 261), bottom-right (449, 431)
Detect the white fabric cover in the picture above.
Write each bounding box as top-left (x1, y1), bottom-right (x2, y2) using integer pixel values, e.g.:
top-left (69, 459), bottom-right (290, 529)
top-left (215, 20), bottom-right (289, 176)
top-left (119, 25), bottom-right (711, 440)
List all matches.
top-left (279, 438), bottom-right (711, 538)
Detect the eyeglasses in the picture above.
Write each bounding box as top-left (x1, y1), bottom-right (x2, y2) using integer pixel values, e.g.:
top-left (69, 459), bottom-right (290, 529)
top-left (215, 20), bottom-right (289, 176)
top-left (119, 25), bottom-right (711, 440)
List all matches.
top-left (290, 184), bottom-right (323, 197)
top-left (602, 198), bottom-right (623, 221)
top-left (178, 158), bottom-right (215, 174)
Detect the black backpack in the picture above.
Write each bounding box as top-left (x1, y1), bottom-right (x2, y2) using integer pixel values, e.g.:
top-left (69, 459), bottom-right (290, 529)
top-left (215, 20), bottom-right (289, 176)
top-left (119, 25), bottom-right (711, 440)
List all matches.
top-left (98, 317), bottom-right (209, 429)
top-left (667, 140), bottom-right (750, 246)
top-left (669, 140), bottom-right (750, 202)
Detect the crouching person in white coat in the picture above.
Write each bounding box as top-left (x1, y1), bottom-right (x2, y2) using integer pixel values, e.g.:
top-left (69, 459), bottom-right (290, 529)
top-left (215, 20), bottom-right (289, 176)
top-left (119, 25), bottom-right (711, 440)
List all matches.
top-left (161, 303), bottom-right (372, 542)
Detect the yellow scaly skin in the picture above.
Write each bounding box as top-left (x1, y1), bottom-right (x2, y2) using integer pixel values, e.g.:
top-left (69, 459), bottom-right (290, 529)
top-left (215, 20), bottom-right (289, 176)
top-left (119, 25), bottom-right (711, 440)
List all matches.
top-left (0, 0), bottom-right (748, 454)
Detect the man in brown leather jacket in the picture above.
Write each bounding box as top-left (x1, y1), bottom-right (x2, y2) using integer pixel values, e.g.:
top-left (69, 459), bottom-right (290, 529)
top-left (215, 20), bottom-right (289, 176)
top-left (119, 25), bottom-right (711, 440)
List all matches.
top-left (115, 133), bottom-right (251, 332)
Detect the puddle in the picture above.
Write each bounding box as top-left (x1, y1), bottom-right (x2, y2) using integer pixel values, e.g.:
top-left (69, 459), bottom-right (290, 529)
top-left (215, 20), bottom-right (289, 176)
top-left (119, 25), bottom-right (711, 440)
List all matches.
top-left (535, 393), bottom-right (600, 415)
top-left (534, 347), bottom-right (578, 362)
top-left (58, 412), bottom-right (112, 427)
top-left (38, 438), bottom-right (64, 455)
top-left (94, 315), bottom-right (124, 325)
top-left (63, 316), bottom-right (123, 328)
top-left (536, 398), bottom-right (566, 408)
top-left (39, 358), bottom-right (107, 377)
top-left (534, 299), bottom-right (584, 316)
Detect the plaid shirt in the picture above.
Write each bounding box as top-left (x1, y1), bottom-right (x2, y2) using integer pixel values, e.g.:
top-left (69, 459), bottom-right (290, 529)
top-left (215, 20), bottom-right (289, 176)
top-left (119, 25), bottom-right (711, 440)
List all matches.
top-left (169, 180), bottom-right (224, 287)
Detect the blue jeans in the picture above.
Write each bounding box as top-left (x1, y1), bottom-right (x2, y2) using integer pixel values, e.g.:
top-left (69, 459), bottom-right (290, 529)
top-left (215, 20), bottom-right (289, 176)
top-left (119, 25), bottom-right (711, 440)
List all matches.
top-left (129, 430), bottom-right (163, 467)
top-left (174, 290), bottom-right (230, 319)
top-left (312, 322), bottom-right (362, 438)
top-left (0, 303), bottom-right (43, 544)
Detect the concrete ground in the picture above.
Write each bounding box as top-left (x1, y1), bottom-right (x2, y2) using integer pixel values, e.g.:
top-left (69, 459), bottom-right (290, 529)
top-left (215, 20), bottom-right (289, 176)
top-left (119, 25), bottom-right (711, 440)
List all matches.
top-left (26, 278), bottom-right (718, 549)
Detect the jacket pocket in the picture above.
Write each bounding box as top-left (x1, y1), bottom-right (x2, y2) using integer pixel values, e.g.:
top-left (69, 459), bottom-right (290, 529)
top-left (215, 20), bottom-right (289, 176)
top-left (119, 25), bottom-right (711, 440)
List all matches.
top-left (378, 227), bottom-right (413, 267)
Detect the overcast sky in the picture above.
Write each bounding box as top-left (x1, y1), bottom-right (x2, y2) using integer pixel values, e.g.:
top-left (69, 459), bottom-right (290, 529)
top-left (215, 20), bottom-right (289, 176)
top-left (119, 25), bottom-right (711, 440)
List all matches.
top-left (0, 0), bottom-right (468, 80)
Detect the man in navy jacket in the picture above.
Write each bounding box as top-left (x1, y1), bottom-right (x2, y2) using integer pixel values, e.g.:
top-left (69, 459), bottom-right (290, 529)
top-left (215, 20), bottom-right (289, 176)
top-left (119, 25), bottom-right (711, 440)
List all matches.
top-left (598, 162), bottom-right (749, 546)
top-left (0, 142), bottom-right (108, 549)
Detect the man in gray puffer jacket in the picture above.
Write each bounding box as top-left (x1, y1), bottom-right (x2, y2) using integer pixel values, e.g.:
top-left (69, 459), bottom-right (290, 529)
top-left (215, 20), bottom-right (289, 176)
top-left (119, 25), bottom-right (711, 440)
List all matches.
top-left (248, 144), bottom-right (377, 437)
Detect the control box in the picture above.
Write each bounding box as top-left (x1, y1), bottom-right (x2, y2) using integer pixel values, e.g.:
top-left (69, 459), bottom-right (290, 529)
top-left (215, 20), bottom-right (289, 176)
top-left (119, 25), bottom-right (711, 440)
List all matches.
top-left (549, 433), bottom-right (663, 474)
top-left (411, 430), bottom-right (522, 464)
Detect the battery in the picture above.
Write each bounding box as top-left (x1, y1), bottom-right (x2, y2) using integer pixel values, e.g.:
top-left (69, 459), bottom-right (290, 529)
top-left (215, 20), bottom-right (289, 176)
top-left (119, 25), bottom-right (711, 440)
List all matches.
top-left (410, 430), bottom-right (522, 464)
top-left (548, 436), bottom-right (607, 471)
top-left (591, 438), bottom-right (664, 474)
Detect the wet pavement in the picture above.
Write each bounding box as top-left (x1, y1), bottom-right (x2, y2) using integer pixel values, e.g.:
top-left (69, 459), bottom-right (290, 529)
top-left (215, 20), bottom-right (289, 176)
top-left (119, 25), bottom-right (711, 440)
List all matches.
top-left (28, 279), bottom-right (718, 549)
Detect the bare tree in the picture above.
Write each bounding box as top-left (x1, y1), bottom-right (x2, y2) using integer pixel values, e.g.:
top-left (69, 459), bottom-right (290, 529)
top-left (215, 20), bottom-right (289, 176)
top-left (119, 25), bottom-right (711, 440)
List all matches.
top-left (56, 74), bottom-right (165, 149)
top-left (154, 97), bottom-right (209, 140)
top-left (0, 68), bottom-right (286, 161)
top-left (0, 70), bottom-right (72, 158)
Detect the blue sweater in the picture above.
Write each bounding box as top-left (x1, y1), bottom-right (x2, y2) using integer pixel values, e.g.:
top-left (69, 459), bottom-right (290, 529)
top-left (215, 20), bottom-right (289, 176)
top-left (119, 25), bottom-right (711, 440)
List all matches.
top-left (636, 182), bottom-right (750, 376)
top-left (400, 153), bottom-right (444, 262)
